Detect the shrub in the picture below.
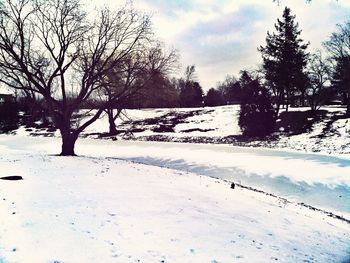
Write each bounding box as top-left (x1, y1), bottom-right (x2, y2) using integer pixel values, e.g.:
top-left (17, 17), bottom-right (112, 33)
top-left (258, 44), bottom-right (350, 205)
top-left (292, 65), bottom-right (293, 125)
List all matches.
top-left (0, 97), bottom-right (19, 132)
top-left (238, 72), bottom-right (275, 137)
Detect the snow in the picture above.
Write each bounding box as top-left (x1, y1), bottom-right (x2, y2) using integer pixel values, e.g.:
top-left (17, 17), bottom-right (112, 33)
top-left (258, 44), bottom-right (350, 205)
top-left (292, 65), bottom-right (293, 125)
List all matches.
top-left (174, 105), bottom-right (241, 136)
top-left (0, 135), bottom-right (349, 263)
top-left (276, 108), bottom-right (350, 154)
top-left (6, 105), bottom-right (350, 215)
top-left (2, 104), bottom-right (350, 262)
top-left (2, 135), bottom-right (350, 217)
top-left (69, 138), bottom-right (350, 217)
top-left (49, 105), bottom-right (242, 138)
top-left (13, 105), bottom-right (350, 155)
top-left (81, 108), bottom-right (169, 134)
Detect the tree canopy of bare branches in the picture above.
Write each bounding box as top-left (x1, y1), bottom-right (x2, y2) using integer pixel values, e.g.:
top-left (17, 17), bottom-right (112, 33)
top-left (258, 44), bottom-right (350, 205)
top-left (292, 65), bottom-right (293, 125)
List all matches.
top-left (96, 41), bottom-right (178, 135)
top-left (306, 50), bottom-right (332, 111)
top-left (324, 21), bottom-right (350, 115)
top-left (0, 0), bottom-right (152, 155)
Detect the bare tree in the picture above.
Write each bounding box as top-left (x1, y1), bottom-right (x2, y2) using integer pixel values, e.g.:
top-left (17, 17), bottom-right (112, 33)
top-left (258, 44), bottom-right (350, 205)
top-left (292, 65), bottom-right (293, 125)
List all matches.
top-left (98, 52), bottom-right (147, 135)
top-left (184, 65), bottom-right (196, 82)
top-left (324, 22), bottom-right (350, 58)
top-left (306, 50), bottom-right (332, 112)
top-left (0, 0), bottom-right (152, 155)
top-left (98, 42), bottom-right (178, 135)
top-left (324, 21), bottom-right (350, 115)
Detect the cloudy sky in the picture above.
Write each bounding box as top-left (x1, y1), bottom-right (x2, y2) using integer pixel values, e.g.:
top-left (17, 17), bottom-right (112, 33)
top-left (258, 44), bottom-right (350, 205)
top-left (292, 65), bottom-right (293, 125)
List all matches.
top-left (37, 0), bottom-right (347, 91)
top-left (118, 0), bottom-right (348, 90)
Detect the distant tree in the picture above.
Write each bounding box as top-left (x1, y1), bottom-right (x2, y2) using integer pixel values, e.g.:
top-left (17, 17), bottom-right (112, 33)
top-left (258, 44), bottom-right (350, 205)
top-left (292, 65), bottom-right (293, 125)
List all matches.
top-left (324, 21), bottom-right (350, 116)
top-left (185, 65), bottom-right (196, 82)
top-left (239, 70), bottom-right (262, 103)
top-left (98, 54), bottom-right (140, 135)
top-left (204, 88), bottom-right (224, 107)
top-left (178, 65), bottom-right (203, 107)
top-left (179, 81), bottom-right (203, 107)
top-left (217, 75), bottom-right (242, 104)
top-left (259, 7), bottom-right (309, 116)
top-left (99, 44), bottom-right (178, 135)
top-left (0, 95), bottom-right (18, 132)
top-left (238, 71), bottom-right (275, 137)
top-left (306, 50), bottom-right (333, 112)
top-left (136, 72), bottom-right (179, 108)
top-left (133, 44), bottom-right (179, 108)
top-left (16, 90), bottom-right (47, 125)
top-left (332, 56), bottom-right (350, 111)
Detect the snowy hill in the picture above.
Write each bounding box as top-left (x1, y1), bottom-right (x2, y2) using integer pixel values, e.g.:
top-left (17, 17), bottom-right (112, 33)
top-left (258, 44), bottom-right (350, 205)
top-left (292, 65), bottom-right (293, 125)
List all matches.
top-left (16, 105), bottom-right (350, 155)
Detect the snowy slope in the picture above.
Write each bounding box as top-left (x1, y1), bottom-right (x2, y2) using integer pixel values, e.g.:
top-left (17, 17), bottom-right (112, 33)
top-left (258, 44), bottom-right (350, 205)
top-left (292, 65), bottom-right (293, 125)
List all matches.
top-left (77, 105), bottom-right (242, 138)
top-left (0, 135), bottom-right (349, 263)
top-left (14, 105), bottom-right (350, 155)
top-left (276, 107), bottom-right (350, 154)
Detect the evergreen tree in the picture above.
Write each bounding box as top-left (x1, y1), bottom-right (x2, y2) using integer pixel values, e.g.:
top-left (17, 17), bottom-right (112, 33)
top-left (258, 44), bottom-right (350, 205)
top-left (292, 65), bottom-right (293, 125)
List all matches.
top-left (204, 88), bottom-right (224, 107)
top-left (217, 76), bottom-right (242, 104)
top-left (178, 65), bottom-right (204, 107)
top-left (178, 81), bottom-right (203, 107)
top-left (238, 71), bottom-right (275, 137)
top-left (259, 7), bottom-right (309, 116)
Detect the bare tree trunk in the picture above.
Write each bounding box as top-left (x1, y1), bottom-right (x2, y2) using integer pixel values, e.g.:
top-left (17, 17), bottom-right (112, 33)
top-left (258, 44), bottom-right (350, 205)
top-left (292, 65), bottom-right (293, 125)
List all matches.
top-left (285, 91), bottom-right (289, 112)
top-left (274, 102), bottom-right (281, 121)
top-left (300, 91), bottom-right (305, 107)
top-left (273, 92), bottom-right (283, 120)
top-left (310, 99), bottom-right (317, 113)
top-left (108, 109), bottom-right (118, 136)
top-left (59, 119), bottom-right (78, 156)
top-left (60, 130), bottom-right (78, 156)
top-left (107, 108), bottom-right (123, 136)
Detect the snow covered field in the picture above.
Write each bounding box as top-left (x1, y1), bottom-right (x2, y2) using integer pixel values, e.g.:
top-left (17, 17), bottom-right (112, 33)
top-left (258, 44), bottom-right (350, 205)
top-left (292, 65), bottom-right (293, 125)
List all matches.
top-left (73, 105), bottom-right (242, 138)
top-left (113, 105), bottom-right (350, 155)
top-left (2, 105), bottom-right (350, 262)
top-left (16, 105), bottom-right (350, 155)
top-left (0, 135), bottom-right (349, 262)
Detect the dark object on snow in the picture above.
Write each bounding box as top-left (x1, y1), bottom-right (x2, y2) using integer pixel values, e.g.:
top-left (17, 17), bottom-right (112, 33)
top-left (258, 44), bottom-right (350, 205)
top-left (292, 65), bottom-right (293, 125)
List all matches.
top-left (152, 125), bottom-right (174, 133)
top-left (0, 176), bottom-right (23, 181)
top-left (181, 128), bottom-right (215, 133)
top-left (230, 182), bottom-right (235, 189)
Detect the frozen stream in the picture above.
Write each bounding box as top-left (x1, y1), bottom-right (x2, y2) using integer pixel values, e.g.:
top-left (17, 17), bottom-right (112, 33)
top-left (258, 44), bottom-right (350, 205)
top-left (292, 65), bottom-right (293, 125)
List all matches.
top-left (1, 135), bottom-right (350, 218)
top-left (82, 140), bottom-right (350, 218)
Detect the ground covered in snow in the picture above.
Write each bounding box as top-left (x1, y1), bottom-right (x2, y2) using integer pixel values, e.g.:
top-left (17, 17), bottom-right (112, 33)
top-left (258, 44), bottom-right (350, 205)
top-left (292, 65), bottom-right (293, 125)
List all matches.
top-left (2, 105), bottom-right (350, 262)
top-left (0, 135), bottom-right (349, 263)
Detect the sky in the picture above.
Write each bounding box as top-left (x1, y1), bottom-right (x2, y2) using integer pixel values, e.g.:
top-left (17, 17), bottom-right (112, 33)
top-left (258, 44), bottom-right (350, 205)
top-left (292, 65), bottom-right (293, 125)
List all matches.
top-left (123, 0), bottom-right (350, 90)
top-left (1, 0), bottom-right (349, 94)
